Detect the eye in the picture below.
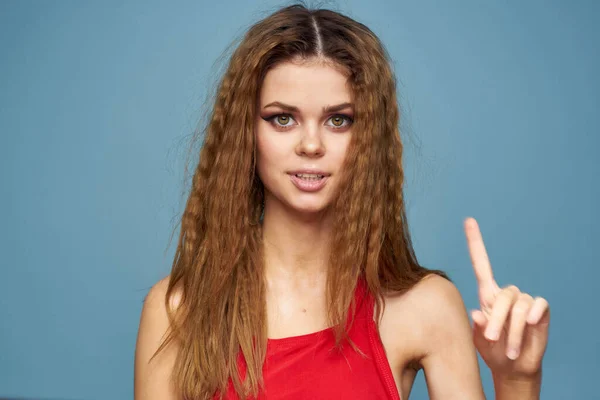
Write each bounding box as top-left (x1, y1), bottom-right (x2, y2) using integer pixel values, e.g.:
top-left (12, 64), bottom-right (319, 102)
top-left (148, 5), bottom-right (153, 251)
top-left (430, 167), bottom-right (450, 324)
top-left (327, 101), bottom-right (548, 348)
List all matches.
top-left (326, 114), bottom-right (353, 130)
top-left (261, 113), bottom-right (354, 131)
top-left (262, 113), bottom-right (297, 130)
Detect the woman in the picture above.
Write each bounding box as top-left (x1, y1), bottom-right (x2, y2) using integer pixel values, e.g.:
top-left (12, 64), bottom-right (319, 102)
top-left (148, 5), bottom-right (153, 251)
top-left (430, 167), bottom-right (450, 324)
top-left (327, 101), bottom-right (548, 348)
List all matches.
top-left (134, 4), bottom-right (550, 399)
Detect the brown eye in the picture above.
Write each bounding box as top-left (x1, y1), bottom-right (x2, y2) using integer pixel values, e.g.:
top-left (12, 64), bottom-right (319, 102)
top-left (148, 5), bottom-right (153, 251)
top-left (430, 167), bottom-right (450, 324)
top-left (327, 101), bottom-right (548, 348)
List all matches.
top-left (261, 113), bottom-right (296, 129)
top-left (326, 114), bottom-right (353, 130)
top-left (331, 116), bottom-right (344, 127)
top-left (277, 115), bottom-right (290, 125)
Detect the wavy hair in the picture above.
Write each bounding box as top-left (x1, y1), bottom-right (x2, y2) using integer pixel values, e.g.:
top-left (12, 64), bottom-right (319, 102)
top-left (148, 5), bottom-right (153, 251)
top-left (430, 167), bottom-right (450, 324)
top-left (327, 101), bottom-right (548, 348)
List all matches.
top-left (153, 3), bottom-right (448, 399)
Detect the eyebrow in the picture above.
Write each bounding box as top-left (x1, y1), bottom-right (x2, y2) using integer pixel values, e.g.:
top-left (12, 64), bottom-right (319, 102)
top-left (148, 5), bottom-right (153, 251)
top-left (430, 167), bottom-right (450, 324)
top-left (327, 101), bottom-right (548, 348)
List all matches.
top-left (262, 101), bottom-right (354, 114)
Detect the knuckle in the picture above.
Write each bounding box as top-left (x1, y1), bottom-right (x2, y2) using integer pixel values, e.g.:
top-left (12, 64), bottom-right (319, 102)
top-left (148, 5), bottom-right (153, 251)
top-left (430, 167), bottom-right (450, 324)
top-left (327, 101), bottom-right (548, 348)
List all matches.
top-left (519, 293), bottom-right (534, 303)
top-left (535, 296), bottom-right (549, 307)
top-left (506, 284), bottom-right (521, 294)
top-left (512, 300), bottom-right (530, 315)
top-left (500, 285), bottom-right (520, 298)
top-left (499, 286), bottom-right (518, 302)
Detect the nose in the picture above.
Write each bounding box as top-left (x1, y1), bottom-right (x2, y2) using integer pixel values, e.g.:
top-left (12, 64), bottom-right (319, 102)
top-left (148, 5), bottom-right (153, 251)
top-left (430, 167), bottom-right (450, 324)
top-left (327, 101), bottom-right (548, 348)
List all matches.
top-left (295, 123), bottom-right (325, 158)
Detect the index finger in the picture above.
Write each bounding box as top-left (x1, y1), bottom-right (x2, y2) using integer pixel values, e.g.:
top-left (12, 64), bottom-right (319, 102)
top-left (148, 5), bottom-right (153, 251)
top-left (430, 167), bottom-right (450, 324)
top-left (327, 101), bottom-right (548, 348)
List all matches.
top-left (464, 217), bottom-right (496, 290)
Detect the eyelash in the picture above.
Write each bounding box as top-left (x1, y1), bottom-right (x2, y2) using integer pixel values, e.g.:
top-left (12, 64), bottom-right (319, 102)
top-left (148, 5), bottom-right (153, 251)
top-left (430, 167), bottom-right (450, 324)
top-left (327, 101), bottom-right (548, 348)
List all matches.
top-left (262, 113), bottom-right (354, 131)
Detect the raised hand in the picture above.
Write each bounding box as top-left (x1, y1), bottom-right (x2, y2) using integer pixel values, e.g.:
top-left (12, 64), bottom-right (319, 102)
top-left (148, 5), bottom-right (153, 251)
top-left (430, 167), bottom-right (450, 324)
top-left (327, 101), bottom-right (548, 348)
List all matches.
top-left (465, 217), bottom-right (550, 379)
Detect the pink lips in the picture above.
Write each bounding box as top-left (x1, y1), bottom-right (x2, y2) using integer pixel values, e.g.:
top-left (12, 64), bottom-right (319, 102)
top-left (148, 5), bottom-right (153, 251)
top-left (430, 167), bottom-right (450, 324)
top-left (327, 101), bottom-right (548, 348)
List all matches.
top-left (288, 173), bottom-right (328, 192)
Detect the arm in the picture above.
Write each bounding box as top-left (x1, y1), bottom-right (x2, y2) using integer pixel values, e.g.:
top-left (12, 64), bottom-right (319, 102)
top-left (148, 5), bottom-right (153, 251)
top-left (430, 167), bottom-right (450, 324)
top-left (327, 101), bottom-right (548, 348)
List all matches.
top-left (493, 373), bottom-right (541, 400)
top-left (416, 275), bottom-right (543, 400)
top-left (415, 275), bottom-right (486, 400)
top-left (465, 217), bottom-right (548, 400)
top-left (134, 276), bottom-right (181, 400)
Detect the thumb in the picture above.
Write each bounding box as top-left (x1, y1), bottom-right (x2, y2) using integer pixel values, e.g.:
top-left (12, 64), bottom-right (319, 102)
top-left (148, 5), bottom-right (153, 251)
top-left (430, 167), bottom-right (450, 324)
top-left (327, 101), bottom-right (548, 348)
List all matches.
top-left (470, 309), bottom-right (490, 352)
top-left (470, 309), bottom-right (487, 329)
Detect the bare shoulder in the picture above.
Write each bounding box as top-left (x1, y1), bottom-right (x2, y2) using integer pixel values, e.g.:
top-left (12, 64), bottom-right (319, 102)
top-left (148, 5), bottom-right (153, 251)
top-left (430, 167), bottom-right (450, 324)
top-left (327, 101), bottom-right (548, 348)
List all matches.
top-left (380, 274), bottom-right (483, 399)
top-left (380, 274), bottom-right (467, 361)
top-left (142, 275), bottom-right (183, 314)
top-left (134, 275), bottom-right (183, 400)
top-left (381, 274), bottom-right (484, 399)
top-left (382, 274), bottom-right (465, 327)
top-left (399, 274), bottom-right (466, 326)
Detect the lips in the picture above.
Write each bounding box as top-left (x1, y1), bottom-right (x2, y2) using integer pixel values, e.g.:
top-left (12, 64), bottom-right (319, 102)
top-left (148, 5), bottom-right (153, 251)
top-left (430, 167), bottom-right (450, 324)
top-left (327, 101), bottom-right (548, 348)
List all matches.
top-left (288, 171), bottom-right (329, 192)
top-left (287, 169), bottom-right (331, 177)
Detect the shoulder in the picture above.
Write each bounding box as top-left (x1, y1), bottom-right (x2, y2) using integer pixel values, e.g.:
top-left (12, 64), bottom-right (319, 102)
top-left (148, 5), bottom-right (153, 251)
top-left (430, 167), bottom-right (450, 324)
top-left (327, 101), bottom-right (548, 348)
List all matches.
top-left (137, 275), bottom-right (184, 352)
top-left (134, 275), bottom-right (183, 399)
top-left (142, 275), bottom-right (183, 315)
top-left (383, 273), bottom-right (466, 328)
top-left (400, 274), bottom-right (466, 330)
top-left (381, 274), bottom-right (485, 398)
top-left (380, 274), bottom-right (470, 364)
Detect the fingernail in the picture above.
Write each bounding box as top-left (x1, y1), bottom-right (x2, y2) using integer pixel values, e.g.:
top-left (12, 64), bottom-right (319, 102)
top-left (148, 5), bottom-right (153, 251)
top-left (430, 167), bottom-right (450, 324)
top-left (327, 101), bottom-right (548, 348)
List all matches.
top-left (507, 348), bottom-right (519, 360)
top-left (485, 328), bottom-right (499, 341)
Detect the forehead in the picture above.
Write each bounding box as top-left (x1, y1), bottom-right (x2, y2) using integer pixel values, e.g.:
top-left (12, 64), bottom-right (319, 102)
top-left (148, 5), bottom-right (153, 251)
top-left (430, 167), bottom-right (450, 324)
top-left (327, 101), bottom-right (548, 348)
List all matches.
top-left (259, 60), bottom-right (352, 106)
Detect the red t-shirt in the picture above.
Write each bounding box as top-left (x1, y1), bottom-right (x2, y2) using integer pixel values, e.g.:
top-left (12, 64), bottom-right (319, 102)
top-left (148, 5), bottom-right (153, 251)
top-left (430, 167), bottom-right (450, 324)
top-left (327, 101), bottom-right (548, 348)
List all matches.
top-left (216, 279), bottom-right (401, 399)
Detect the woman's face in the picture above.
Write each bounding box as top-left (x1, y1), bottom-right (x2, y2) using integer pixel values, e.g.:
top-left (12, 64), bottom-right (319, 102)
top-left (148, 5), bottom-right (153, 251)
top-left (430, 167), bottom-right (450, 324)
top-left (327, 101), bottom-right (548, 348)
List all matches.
top-left (255, 59), bottom-right (354, 216)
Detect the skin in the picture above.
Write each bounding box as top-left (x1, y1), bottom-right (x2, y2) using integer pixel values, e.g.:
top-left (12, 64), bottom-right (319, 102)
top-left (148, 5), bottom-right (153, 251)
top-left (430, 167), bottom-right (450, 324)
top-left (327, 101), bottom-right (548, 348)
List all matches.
top-left (255, 57), bottom-right (353, 337)
top-left (134, 57), bottom-right (550, 399)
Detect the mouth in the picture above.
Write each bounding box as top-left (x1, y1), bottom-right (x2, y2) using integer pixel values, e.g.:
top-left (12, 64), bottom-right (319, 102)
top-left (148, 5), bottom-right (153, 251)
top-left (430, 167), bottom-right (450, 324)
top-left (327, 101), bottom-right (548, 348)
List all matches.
top-left (287, 172), bottom-right (329, 192)
top-left (290, 173), bottom-right (326, 181)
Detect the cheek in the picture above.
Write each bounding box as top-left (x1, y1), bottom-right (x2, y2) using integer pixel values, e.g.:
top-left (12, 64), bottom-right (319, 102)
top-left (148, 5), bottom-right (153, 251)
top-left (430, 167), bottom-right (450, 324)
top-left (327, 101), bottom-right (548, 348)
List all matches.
top-left (331, 136), bottom-right (352, 166)
top-left (255, 133), bottom-right (283, 181)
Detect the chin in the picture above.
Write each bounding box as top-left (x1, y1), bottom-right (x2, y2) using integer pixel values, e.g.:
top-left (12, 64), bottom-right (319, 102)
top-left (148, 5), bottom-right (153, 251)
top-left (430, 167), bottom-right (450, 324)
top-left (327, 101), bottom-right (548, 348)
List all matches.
top-left (287, 200), bottom-right (331, 215)
top-left (263, 186), bottom-right (334, 216)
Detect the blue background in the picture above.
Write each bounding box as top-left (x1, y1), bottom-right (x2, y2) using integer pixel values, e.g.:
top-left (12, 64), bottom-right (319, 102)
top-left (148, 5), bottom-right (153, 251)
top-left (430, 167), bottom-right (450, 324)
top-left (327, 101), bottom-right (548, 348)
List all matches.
top-left (1, 0), bottom-right (598, 399)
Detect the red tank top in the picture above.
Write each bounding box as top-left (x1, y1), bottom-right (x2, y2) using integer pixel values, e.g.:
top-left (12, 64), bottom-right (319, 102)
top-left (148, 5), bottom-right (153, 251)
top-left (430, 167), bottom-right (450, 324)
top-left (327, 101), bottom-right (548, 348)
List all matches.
top-left (216, 279), bottom-right (402, 399)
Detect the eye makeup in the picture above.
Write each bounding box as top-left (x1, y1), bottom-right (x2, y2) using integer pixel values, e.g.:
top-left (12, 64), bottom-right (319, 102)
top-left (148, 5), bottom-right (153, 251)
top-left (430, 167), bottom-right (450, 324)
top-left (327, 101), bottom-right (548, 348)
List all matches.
top-left (260, 113), bottom-right (354, 131)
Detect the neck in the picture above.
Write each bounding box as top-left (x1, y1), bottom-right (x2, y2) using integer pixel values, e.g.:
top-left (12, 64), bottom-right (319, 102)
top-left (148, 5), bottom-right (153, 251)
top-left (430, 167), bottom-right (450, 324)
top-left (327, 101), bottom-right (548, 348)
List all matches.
top-left (260, 200), bottom-right (332, 287)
